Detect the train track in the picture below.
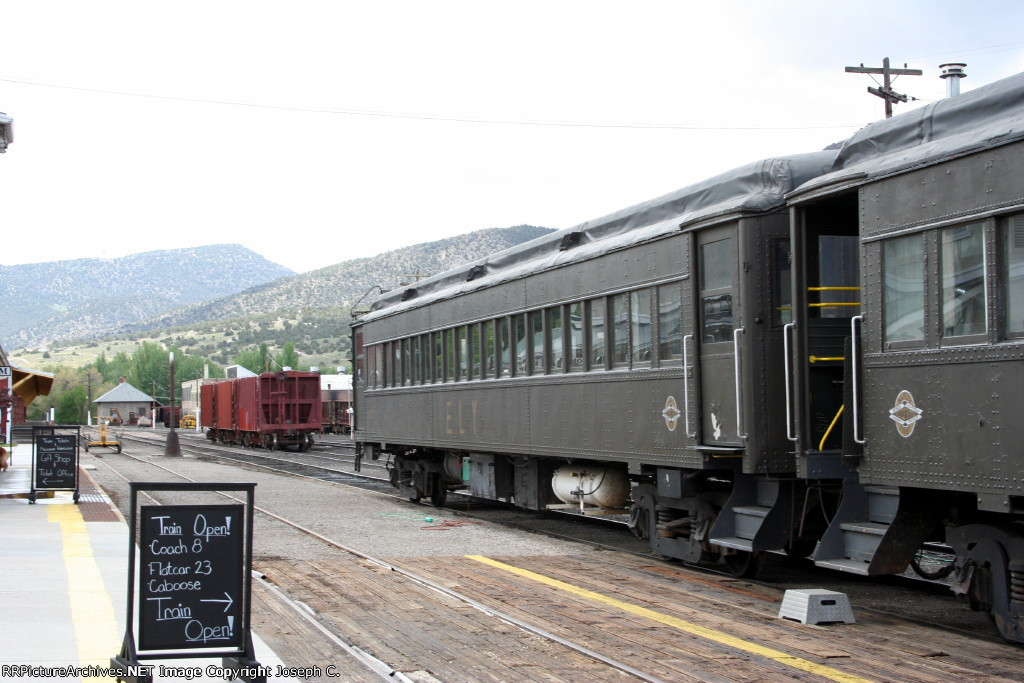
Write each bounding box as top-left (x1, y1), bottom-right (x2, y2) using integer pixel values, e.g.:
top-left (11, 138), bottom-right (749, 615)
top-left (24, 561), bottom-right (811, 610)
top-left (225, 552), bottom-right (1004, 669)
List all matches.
top-left (88, 433), bottom-right (671, 682)
top-left (95, 428), bottom-right (991, 644)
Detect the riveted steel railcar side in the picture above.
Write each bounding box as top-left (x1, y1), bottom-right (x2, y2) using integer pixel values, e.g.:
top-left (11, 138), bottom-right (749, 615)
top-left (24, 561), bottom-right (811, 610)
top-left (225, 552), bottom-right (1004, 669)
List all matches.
top-left (354, 71), bottom-right (1024, 643)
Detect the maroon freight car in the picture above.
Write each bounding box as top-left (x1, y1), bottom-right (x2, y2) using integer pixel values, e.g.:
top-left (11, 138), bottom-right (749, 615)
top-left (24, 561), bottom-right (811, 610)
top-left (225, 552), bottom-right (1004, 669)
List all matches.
top-left (320, 391), bottom-right (353, 434)
top-left (200, 371), bottom-right (321, 450)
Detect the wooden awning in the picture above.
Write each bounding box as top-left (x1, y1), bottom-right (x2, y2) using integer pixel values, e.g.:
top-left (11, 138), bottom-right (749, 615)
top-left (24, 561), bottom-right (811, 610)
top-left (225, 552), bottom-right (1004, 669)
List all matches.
top-left (10, 366), bottom-right (54, 406)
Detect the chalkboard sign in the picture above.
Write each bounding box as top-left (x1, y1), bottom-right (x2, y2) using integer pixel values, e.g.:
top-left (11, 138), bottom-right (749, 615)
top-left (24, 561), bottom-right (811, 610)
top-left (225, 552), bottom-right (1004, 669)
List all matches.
top-left (138, 504), bottom-right (245, 651)
top-left (34, 431), bottom-right (79, 492)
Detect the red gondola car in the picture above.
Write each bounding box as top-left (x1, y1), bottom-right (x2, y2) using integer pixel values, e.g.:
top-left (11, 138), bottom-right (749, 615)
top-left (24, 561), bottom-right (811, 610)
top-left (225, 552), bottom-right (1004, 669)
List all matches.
top-left (200, 371), bottom-right (321, 450)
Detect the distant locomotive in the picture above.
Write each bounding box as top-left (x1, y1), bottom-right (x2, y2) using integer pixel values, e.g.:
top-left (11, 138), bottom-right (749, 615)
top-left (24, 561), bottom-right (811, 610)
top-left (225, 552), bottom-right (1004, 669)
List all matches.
top-left (201, 370), bottom-right (321, 450)
top-left (353, 72), bottom-right (1024, 643)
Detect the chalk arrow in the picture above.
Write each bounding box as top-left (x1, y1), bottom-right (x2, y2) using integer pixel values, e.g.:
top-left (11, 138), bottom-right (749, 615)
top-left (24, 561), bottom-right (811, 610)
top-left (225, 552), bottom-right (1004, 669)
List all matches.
top-left (201, 592), bottom-right (234, 612)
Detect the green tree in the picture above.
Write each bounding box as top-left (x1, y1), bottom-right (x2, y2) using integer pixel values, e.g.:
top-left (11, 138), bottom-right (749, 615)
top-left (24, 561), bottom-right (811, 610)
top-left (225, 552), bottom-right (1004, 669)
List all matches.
top-left (55, 386), bottom-right (88, 424)
top-left (234, 343), bottom-right (270, 374)
top-left (128, 341), bottom-right (170, 400)
top-left (276, 342), bottom-right (300, 370)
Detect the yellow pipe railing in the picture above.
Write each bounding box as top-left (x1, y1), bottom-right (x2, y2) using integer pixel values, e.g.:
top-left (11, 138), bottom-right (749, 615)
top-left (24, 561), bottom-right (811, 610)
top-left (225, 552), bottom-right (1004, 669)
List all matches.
top-left (818, 404), bottom-right (845, 451)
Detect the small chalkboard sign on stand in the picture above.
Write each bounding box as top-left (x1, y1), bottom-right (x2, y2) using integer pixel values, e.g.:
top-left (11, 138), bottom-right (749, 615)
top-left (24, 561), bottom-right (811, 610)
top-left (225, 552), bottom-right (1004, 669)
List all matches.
top-left (30, 425), bottom-right (80, 503)
top-left (111, 482), bottom-right (265, 683)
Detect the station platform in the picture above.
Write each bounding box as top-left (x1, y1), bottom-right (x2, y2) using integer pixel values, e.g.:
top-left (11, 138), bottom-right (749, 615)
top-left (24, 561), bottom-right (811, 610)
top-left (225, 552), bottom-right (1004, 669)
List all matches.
top-left (0, 444), bottom-right (297, 682)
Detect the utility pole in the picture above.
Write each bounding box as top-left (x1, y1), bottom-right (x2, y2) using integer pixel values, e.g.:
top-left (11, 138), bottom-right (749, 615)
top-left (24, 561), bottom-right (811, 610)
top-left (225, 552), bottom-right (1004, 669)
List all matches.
top-left (845, 57), bottom-right (923, 118)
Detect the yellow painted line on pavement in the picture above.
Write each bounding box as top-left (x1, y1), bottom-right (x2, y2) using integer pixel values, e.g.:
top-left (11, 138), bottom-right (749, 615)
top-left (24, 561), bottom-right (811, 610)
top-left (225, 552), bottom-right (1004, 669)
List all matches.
top-left (50, 504), bottom-right (121, 679)
top-left (466, 555), bottom-right (873, 683)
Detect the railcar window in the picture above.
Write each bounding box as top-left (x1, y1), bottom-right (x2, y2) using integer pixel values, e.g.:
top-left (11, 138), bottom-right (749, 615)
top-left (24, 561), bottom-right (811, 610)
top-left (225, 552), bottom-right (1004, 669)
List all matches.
top-left (611, 294), bottom-right (630, 365)
top-left (939, 223), bottom-right (987, 339)
top-left (588, 298), bottom-right (606, 370)
top-left (883, 234), bottom-right (926, 343)
top-left (384, 341), bottom-right (393, 387)
top-left (773, 239), bottom-right (793, 326)
top-left (1005, 214), bottom-right (1024, 335)
top-left (433, 332), bottom-right (443, 383)
top-left (531, 311), bottom-right (545, 373)
top-left (498, 317), bottom-right (511, 376)
top-left (482, 320), bottom-right (495, 378)
top-left (393, 339), bottom-right (401, 385)
top-left (401, 339), bottom-right (413, 387)
top-left (419, 334), bottom-right (430, 383)
top-left (514, 314), bottom-right (528, 374)
top-left (548, 306), bottom-right (565, 372)
top-left (467, 324), bottom-right (480, 379)
top-left (355, 332), bottom-right (365, 386)
top-left (700, 238), bottom-right (734, 344)
top-left (374, 344), bottom-right (383, 389)
top-left (816, 235), bottom-right (860, 318)
top-left (568, 302), bottom-right (584, 371)
top-left (658, 283), bottom-right (682, 362)
top-left (457, 326), bottom-right (469, 380)
top-left (445, 329), bottom-right (455, 381)
top-left (366, 344), bottom-right (375, 389)
top-left (631, 289), bottom-right (653, 364)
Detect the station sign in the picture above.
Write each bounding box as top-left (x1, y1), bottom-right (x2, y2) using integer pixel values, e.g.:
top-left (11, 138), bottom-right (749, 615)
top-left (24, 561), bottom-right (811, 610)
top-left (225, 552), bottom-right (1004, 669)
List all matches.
top-left (112, 482), bottom-right (265, 683)
top-left (139, 504), bottom-right (245, 651)
top-left (30, 425), bottom-right (80, 503)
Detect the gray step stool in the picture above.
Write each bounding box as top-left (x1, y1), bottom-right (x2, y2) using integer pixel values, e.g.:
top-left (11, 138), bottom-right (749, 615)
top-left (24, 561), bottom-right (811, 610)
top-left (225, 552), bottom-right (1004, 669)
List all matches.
top-left (778, 589), bottom-right (855, 625)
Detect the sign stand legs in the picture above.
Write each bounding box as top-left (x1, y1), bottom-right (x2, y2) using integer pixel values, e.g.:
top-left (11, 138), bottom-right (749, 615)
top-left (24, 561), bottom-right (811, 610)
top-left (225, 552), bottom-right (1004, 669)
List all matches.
top-left (111, 632), bottom-right (152, 683)
top-left (222, 631), bottom-right (268, 683)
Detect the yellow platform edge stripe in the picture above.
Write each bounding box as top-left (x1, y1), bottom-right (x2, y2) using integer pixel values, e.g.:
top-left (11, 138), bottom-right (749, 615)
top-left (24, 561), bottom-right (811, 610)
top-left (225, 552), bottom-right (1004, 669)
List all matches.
top-left (49, 504), bottom-right (122, 679)
top-left (466, 555), bottom-right (873, 683)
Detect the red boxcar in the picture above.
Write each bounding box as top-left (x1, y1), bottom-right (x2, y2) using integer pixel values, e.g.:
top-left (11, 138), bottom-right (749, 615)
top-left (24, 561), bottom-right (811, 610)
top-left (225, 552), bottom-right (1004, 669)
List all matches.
top-left (201, 371), bottom-right (321, 450)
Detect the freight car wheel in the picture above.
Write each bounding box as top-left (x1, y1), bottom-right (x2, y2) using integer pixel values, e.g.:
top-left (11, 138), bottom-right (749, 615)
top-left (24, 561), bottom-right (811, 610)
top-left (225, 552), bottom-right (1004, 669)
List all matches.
top-left (723, 550), bottom-right (764, 578)
top-left (430, 488), bottom-right (447, 507)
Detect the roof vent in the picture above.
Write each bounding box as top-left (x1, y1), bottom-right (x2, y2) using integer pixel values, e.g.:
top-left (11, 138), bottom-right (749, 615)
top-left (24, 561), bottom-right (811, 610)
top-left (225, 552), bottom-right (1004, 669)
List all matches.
top-left (466, 265), bottom-right (486, 281)
top-left (400, 288), bottom-right (418, 301)
top-left (939, 63), bottom-right (967, 98)
top-left (559, 232), bottom-right (582, 251)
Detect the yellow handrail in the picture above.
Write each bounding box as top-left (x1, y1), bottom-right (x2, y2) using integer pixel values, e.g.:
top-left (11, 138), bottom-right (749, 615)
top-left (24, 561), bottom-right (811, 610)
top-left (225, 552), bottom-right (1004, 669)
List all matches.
top-left (808, 302), bottom-right (861, 307)
top-left (809, 356), bottom-right (845, 363)
top-left (818, 404), bottom-right (845, 451)
top-left (808, 286), bottom-right (860, 291)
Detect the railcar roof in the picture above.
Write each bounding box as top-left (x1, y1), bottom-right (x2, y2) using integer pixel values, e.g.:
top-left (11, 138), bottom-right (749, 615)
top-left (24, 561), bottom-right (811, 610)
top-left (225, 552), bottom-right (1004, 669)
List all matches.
top-left (363, 150), bottom-right (837, 320)
top-left (790, 70), bottom-right (1024, 200)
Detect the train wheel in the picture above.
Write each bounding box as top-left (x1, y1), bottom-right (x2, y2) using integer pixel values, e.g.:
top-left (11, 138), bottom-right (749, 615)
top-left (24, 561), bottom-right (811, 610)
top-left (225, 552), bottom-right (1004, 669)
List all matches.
top-left (724, 550), bottom-right (765, 578)
top-left (270, 434), bottom-right (279, 451)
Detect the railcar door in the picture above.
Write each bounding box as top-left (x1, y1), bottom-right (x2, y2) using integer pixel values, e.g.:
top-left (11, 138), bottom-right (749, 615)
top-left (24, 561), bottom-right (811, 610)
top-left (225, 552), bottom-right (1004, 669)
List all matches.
top-left (788, 196), bottom-right (861, 458)
top-left (695, 226), bottom-right (744, 446)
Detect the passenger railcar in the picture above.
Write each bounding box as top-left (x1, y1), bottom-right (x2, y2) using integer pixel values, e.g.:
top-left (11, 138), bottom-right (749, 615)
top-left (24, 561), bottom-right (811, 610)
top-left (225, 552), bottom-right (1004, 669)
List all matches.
top-left (353, 71), bottom-right (1024, 643)
top-left (201, 370), bottom-right (321, 450)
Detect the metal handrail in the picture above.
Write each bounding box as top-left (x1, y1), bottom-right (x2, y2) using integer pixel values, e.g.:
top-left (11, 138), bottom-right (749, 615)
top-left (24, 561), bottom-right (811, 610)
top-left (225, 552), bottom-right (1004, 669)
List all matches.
top-left (733, 327), bottom-right (747, 440)
top-left (851, 315), bottom-right (866, 445)
top-left (783, 323), bottom-right (797, 443)
top-left (682, 334), bottom-right (695, 438)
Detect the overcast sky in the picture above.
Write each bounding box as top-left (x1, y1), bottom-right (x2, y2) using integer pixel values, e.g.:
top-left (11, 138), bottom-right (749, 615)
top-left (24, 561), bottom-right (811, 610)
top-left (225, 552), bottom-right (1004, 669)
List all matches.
top-left (1, 1), bottom-right (1022, 273)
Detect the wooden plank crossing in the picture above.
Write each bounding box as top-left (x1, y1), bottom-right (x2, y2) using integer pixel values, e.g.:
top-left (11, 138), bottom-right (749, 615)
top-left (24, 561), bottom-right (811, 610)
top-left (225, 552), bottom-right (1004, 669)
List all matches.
top-left (256, 557), bottom-right (636, 682)
top-left (256, 551), bottom-right (1024, 682)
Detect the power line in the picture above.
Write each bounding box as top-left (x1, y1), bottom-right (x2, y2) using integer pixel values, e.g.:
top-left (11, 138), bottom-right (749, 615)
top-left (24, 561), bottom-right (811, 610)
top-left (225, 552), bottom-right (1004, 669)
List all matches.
top-left (0, 76), bottom-right (862, 132)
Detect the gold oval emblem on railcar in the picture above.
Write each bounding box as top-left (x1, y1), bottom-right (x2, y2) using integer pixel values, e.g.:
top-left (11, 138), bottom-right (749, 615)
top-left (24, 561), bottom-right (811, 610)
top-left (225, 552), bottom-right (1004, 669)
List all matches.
top-left (889, 389), bottom-right (923, 438)
top-left (662, 396), bottom-right (681, 432)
